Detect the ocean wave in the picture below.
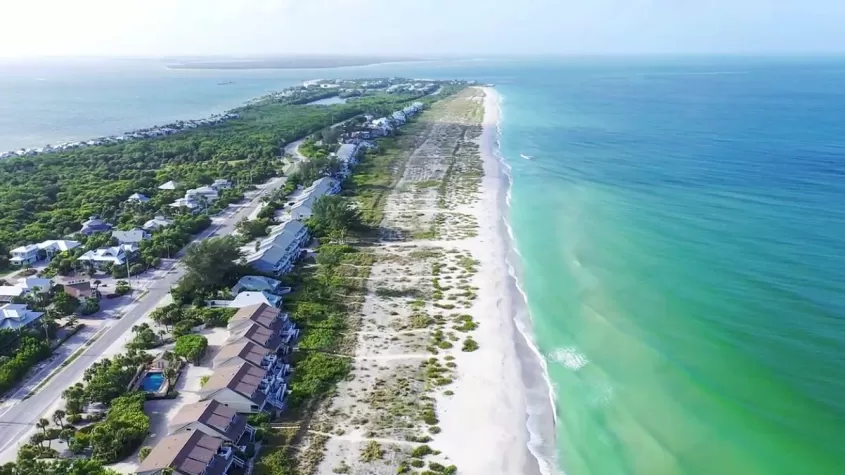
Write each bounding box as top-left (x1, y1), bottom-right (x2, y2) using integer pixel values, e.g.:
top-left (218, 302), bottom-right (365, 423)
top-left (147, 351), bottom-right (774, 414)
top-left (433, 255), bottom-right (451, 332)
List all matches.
top-left (549, 347), bottom-right (589, 371)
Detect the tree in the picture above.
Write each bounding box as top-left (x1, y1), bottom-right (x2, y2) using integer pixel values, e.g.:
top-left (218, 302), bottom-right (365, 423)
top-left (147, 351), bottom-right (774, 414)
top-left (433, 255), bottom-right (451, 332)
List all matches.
top-left (52, 291), bottom-right (79, 316)
top-left (307, 195), bottom-right (360, 237)
top-left (236, 218), bottom-right (271, 240)
top-left (52, 410), bottom-right (66, 429)
top-left (36, 419), bottom-right (49, 439)
top-left (79, 298), bottom-right (100, 315)
top-left (173, 334), bottom-right (208, 364)
top-left (139, 446), bottom-right (152, 462)
top-left (182, 236), bottom-right (243, 289)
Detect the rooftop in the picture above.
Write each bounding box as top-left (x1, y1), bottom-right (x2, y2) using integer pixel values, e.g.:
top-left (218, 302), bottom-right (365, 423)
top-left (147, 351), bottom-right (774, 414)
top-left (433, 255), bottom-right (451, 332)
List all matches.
top-left (135, 430), bottom-right (226, 475)
top-left (168, 400), bottom-right (247, 442)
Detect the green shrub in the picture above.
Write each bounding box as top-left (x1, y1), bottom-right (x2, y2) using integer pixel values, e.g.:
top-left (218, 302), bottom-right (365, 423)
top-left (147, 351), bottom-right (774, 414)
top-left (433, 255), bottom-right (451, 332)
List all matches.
top-left (462, 337), bottom-right (479, 352)
top-left (411, 444), bottom-right (433, 458)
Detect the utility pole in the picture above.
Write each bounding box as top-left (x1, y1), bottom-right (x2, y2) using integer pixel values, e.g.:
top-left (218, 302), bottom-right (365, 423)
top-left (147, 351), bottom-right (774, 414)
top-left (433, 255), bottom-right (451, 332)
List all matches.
top-left (125, 255), bottom-right (132, 289)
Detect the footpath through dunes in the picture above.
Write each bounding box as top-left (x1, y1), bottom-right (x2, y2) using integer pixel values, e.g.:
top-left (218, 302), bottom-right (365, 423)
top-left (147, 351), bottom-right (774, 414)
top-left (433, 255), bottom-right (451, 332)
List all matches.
top-left (287, 87), bottom-right (534, 475)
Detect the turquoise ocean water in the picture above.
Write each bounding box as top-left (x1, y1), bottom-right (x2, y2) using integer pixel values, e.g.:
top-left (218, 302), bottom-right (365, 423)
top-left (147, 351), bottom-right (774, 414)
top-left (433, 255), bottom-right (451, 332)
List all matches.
top-left (3, 58), bottom-right (845, 475)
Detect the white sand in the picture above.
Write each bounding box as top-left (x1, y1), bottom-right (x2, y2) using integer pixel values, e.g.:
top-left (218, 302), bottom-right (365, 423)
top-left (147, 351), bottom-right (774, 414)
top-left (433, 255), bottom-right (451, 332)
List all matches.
top-left (431, 87), bottom-right (536, 474)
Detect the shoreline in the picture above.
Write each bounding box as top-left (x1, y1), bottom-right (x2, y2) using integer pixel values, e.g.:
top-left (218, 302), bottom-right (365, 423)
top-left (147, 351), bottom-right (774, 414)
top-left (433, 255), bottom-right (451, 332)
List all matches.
top-left (476, 87), bottom-right (560, 474)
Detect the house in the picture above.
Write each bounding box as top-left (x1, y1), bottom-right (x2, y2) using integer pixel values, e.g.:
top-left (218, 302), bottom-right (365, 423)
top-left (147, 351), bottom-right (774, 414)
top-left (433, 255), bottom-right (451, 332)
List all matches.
top-left (231, 276), bottom-right (285, 295)
top-left (243, 220), bottom-right (309, 275)
top-left (38, 240), bottom-right (81, 257)
top-left (0, 286), bottom-right (24, 303)
top-left (212, 179), bottom-right (232, 190)
top-left (17, 277), bottom-right (53, 293)
top-left (336, 144), bottom-right (357, 165)
top-left (143, 215), bottom-right (174, 231)
top-left (135, 430), bottom-right (245, 475)
top-left (0, 303), bottom-right (44, 330)
top-left (168, 400), bottom-right (255, 443)
top-left (170, 197), bottom-right (201, 213)
top-left (290, 177), bottom-right (341, 220)
top-left (112, 228), bottom-right (151, 245)
top-left (227, 323), bottom-right (283, 353)
top-left (80, 216), bottom-right (113, 236)
top-left (212, 340), bottom-right (289, 376)
top-left (126, 193), bottom-right (150, 203)
top-left (229, 291), bottom-right (282, 309)
top-left (8, 244), bottom-right (40, 266)
top-left (9, 240), bottom-right (81, 266)
top-left (227, 303), bottom-right (298, 347)
top-left (60, 280), bottom-right (96, 299)
top-left (186, 186), bottom-right (219, 203)
top-left (77, 244), bottom-right (136, 269)
top-left (158, 180), bottom-right (179, 190)
top-left (391, 111), bottom-right (407, 124)
top-left (198, 361), bottom-right (286, 413)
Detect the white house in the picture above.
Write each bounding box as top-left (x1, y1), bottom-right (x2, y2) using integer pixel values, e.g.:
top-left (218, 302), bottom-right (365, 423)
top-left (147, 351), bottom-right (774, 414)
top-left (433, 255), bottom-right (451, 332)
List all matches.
top-left (77, 244), bottom-right (137, 269)
top-left (143, 215), bottom-right (174, 231)
top-left (112, 228), bottom-right (151, 245)
top-left (9, 240), bottom-right (81, 266)
top-left (0, 303), bottom-right (44, 330)
top-left (158, 180), bottom-right (179, 190)
top-left (9, 244), bottom-right (40, 266)
top-left (186, 186), bottom-right (219, 203)
top-left (290, 177), bottom-right (341, 220)
top-left (0, 278), bottom-right (53, 303)
top-left (169, 197), bottom-right (201, 212)
top-left (126, 193), bottom-right (150, 203)
top-left (228, 291), bottom-right (282, 309)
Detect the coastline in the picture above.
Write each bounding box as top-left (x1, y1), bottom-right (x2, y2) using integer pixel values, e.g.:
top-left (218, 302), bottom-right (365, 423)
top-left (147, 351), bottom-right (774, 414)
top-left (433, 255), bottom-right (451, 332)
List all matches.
top-left (427, 86), bottom-right (543, 474)
top-left (483, 87), bottom-right (561, 474)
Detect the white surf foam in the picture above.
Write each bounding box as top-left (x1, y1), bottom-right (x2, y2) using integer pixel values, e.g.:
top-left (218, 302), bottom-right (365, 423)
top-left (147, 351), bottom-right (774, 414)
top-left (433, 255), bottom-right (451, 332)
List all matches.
top-left (549, 347), bottom-right (590, 371)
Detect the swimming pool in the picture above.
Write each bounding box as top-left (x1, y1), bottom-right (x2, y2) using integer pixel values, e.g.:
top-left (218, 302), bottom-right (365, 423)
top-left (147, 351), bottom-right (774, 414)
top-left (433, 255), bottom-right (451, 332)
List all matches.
top-left (139, 371), bottom-right (166, 392)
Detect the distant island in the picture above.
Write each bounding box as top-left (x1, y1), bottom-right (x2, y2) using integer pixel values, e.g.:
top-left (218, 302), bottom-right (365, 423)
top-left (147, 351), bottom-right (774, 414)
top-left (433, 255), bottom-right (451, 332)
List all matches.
top-left (167, 55), bottom-right (420, 70)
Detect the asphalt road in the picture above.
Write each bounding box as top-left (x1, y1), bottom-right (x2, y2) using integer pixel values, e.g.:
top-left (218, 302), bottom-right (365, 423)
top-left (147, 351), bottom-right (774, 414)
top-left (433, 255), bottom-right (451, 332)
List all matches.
top-left (0, 176), bottom-right (286, 458)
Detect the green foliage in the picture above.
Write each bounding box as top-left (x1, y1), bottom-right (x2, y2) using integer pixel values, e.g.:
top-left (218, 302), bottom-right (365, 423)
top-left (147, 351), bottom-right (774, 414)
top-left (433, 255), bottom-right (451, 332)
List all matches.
top-left (128, 323), bottom-right (159, 349)
top-left (287, 352), bottom-right (351, 407)
top-left (411, 445), bottom-right (434, 458)
top-left (138, 446), bottom-right (152, 461)
top-left (0, 336), bottom-right (51, 394)
top-left (175, 236), bottom-right (243, 303)
top-left (79, 298), bottom-right (100, 315)
top-left (237, 218), bottom-right (271, 240)
top-left (89, 392), bottom-right (150, 463)
top-left (115, 280), bottom-right (131, 295)
top-left (461, 337), bottom-right (479, 352)
top-left (359, 441), bottom-right (383, 462)
top-left (254, 447), bottom-right (296, 475)
top-left (77, 351), bottom-right (150, 405)
top-left (184, 306), bottom-right (236, 328)
top-left (307, 195), bottom-right (361, 237)
top-left (52, 291), bottom-right (80, 315)
top-left (173, 334), bottom-right (208, 364)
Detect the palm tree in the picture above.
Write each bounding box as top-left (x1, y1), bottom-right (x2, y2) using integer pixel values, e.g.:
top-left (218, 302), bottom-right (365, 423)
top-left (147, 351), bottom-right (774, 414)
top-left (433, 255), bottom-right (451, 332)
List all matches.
top-left (52, 410), bottom-right (66, 429)
top-left (36, 418), bottom-right (49, 438)
top-left (164, 367), bottom-right (177, 386)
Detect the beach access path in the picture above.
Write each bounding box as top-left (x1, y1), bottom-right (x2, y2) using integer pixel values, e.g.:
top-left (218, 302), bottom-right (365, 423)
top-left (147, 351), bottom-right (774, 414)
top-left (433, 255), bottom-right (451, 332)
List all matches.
top-left (0, 176), bottom-right (288, 462)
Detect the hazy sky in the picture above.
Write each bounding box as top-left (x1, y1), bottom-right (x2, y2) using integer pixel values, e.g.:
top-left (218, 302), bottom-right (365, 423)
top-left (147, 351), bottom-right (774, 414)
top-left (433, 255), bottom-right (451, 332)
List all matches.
top-left (3, 0), bottom-right (845, 57)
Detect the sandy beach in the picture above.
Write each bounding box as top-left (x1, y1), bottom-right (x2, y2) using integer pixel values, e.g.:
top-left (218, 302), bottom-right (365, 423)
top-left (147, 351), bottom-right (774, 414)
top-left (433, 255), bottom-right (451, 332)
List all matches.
top-left (307, 87), bottom-right (544, 474)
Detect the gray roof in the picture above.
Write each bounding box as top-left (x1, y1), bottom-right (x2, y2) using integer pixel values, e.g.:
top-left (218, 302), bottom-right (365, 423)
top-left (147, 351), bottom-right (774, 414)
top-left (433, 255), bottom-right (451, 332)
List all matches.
top-left (112, 228), bottom-right (148, 244)
top-left (135, 430), bottom-right (225, 475)
top-left (244, 220), bottom-right (306, 271)
top-left (201, 361), bottom-right (267, 407)
top-left (168, 400), bottom-right (247, 442)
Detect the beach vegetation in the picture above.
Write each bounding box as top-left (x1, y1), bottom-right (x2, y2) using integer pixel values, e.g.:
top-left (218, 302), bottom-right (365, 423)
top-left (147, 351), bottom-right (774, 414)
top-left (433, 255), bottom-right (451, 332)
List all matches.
top-left (360, 440), bottom-right (384, 462)
top-left (173, 334), bottom-right (208, 364)
top-left (411, 444), bottom-right (434, 458)
top-left (461, 337), bottom-right (479, 352)
top-left (410, 459), bottom-right (425, 468)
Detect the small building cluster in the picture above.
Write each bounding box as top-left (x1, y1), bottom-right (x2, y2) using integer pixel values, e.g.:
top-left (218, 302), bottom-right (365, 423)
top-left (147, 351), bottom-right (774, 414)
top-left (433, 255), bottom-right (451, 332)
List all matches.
top-left (169, 179), bottom-right (232, 213)
top-left (0, 113), bottom-right (240, 160)
top-left (137, 303), bottom-right (298, 475)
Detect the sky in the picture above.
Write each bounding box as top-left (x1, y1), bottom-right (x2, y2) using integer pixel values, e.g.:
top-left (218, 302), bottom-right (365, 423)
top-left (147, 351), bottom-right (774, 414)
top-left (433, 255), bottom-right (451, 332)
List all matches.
top-left (2, 0), bottom-right (845, 57)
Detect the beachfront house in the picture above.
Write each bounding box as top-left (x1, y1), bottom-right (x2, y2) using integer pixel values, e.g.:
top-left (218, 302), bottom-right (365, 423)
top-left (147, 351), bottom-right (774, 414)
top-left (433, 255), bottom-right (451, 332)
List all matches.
top-left (198, 361), bottom-right (287, 414)
top-left (231, 276), bottom-right (286, 295)
top-left (228, 291), bottom-right (282, 309)
top-left (0, 303), bottom-right (44, 331)
top-left (242, 220), bottom-right (309, 275)
top-left (143, 215), bottom-right (174, 232)
top-left (135, 431), bottom-right (245, 475)
top-left (212, 340), bottom-right (290, 377)
top-left (77, 244), bottom-right (136, 270)
top-left (112, 228), bottom-right (151, 246)
top-left (228, 303), bottom-right (298, 349)
top-left (126, 193), bottom-right (150, 203)
top-left (167, 400), bottom-right (255, 443)
top-left (79, 216), bottom-right (114, 236)
top-left (290, 177), bottom-right (341, 220)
